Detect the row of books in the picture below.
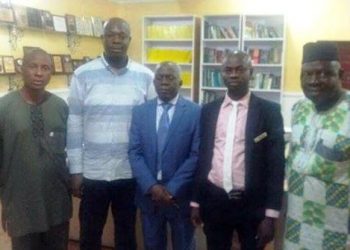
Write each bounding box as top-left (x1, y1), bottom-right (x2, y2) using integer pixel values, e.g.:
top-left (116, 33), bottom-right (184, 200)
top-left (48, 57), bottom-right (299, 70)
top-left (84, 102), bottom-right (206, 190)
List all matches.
top-left (202, 69), bottom-right (223, 87)
top-left (202, 90), bottom-right (224, 103)
top-left (250, 72), bottom-right (281, 90)
top-left (146, 25), bottom-right (193, 39)
top-left (245, 20), bottom-right (281, 39)
top-left (203, 69), bottom-right (281, 90)
top-left (147, 48), bottom-right (192, 63)
top-left (204, 21), bottom-right (238, 39)
top-left (203, 48), bottom-right (234, 63)
top-left (0, 4), bottom-right (104, 37)
top-left (247, 47), bottom-right (282, 64)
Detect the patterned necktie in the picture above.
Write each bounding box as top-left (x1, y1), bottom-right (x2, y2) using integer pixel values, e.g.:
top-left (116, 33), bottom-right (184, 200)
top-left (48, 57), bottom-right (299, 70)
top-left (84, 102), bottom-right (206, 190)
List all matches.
top-left (223, 101), bottom-right (238, 193)
top-left (157, 103), bottom-right (172, 180)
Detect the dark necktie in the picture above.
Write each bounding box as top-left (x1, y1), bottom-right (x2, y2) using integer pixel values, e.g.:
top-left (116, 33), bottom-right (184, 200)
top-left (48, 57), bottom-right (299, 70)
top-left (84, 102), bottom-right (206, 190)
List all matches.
top-left (157, 103), bottom-right (172, 180)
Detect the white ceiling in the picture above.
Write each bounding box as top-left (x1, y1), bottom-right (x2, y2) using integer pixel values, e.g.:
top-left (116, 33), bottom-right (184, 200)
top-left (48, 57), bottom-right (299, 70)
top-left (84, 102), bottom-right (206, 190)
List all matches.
top-left (109, 0), bottom-right (176, 3)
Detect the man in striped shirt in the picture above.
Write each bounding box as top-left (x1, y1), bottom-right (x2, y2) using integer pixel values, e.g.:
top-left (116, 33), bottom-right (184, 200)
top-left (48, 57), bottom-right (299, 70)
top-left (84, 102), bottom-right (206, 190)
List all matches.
top-left (67, 17), bottom-right (155, 250)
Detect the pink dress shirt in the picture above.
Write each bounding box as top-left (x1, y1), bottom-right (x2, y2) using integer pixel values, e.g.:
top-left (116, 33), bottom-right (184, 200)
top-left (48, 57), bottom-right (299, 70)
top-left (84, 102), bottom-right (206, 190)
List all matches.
top-left (208, 93), bottom-right (249, 190)
top-left (191, 92), bottom-right (279, 218)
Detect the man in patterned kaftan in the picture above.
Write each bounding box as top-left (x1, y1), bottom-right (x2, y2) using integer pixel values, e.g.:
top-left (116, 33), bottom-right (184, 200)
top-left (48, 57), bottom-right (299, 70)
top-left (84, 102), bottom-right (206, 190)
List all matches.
top-left (284, 41), bottom-right (350, 250)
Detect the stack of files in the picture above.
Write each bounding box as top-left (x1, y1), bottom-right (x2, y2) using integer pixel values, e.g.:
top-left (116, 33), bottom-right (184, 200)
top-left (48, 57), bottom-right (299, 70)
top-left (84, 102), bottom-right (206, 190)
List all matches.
top-left (181, 71), bottom-right (192, 88)
top-left (147, 48), bottom-right (192, 63)
top-left (147, 25), bottom-right (193, 39)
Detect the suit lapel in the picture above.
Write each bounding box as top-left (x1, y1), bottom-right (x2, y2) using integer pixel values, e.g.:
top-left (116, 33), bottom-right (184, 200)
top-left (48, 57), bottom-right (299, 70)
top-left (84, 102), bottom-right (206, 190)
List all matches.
top-left (245, 94), bottom-right (261, 143)
top-left (245, 94), bottom-right (261, 186)
top-left (147, 99), bottom-right (158, 153)
top-left (206, 100), bottom-right (222, 148)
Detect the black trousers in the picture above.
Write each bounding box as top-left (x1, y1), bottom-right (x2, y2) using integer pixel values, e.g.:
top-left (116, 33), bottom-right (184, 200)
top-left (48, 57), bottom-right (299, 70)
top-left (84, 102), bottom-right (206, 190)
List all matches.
top-left (79, 178), bottom-right (137, 250)
top-left (11, 222), bottom-right (69, 250)
top-left (200, 182), bottom-right (262, 250)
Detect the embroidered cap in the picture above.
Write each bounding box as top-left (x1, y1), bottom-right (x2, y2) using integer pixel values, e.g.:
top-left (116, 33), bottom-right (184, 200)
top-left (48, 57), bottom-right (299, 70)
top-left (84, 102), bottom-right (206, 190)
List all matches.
top-left (302, 42), bottom-right (339, 63)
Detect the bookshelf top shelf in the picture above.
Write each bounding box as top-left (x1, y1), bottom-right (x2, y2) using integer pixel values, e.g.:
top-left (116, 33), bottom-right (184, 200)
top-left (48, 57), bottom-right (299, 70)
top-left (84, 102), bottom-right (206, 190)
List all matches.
top-left (144, 39), bottom-right (193, 42)
top-left (203, 38), bottom-right (240, 42)
top-left (243, 38), bottom-right (284, 42)
top-left (145, 62), bottom-right (193, 67)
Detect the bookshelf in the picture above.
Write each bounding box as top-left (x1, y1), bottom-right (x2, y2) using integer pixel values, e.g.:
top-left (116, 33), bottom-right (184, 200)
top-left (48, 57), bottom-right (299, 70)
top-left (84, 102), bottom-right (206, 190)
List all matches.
top-left (242, 14), bottom-right (285, 103)
top-left (200, 15), bottom-right (241, 103)
top-left (199, 14), bottom-right (285, 104)
top-left (142, 15), bottom-right (200, 101)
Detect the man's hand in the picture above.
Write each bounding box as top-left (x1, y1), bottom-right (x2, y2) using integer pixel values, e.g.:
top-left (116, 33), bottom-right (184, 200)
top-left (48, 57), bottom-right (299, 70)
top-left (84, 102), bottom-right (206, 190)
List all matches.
top-left (149, 184), bottom-right (174, 206)
top-left (71, 174), bottom-right (83, 198)
top-left (191, 207), bottom-right (203, 227)
top-left (256, 217), bottom-right (275, 249)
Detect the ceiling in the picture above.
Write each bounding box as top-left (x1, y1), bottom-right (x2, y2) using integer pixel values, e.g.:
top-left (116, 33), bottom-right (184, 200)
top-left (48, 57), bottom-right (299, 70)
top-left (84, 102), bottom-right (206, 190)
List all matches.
top-left (109, 0), bottom-right (176, 3)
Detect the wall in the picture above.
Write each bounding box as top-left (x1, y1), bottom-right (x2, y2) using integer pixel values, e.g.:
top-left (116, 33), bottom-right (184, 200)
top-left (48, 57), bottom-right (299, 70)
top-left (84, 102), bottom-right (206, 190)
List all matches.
top-left (0, 0), bottom-right (120, 91)
top-left (115, 0), bottom-right (350, 93)
top-left (1, 0), bottom-right (349, 94)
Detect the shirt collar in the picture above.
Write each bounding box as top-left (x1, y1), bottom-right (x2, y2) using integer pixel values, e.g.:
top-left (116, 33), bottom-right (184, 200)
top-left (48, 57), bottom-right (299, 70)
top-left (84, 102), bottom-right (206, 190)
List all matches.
top-left (157, 94), bottom-right (179, 106)
top-left (101, 54), bottom-right (131, 75)
top-left (222, 91), bottom-right (251, 108)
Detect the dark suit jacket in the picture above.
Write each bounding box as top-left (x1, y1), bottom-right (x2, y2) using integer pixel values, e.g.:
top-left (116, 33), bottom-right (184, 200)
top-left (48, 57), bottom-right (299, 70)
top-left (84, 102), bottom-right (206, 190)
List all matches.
top-left (193, 94), bottom-right (285, 213)
top-left (129, 96), bottom-right (201, 213)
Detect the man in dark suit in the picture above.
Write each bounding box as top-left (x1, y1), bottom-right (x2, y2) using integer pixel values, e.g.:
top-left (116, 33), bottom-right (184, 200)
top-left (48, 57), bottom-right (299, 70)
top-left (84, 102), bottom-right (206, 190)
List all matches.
top-left (191, 51), bottom-right (285, 250)
top-left (129, 61), bottom-right (200, 250)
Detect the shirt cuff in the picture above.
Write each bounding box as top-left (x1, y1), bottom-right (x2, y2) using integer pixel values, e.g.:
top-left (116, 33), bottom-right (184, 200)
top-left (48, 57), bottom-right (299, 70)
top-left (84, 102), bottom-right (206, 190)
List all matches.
top-left (190, 201), bottom-right (200, 208)
top-left (265, 209), bottom-right (279, 218)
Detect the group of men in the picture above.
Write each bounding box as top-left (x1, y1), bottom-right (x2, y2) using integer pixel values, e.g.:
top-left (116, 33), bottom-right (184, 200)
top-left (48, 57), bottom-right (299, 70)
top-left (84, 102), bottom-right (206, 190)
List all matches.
top-left (0, 16), bottom-right (349, 250)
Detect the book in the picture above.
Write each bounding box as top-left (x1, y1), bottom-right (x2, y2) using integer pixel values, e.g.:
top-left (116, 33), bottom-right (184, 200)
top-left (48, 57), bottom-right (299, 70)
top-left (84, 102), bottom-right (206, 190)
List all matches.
top-left (244, 20), bottom-right (254, 38)
top-left (249, 48), bottom-right (260, 64)
top-left (226, 26), bottom-right (237, 39)
top-left (65, 14), bottom-right (76, 34)
top-left (13, 5), bottom-right (28, 27)
top-left (27, 7), bottom-right (42, 29)
top-left (83, 17), bottom-right (93, 36)
top-left (216, 49), bottom-right (225, 63)
top-left (53, 15), bottom-right (67, 33)
top-left (219, 26), bottom-right (230, 39)
top-left (41, 10), bottom-right (54, 31)
top-left (267, 26), bottom-right (280, 38)
top-left (91, 16), bottom-right (103, 37)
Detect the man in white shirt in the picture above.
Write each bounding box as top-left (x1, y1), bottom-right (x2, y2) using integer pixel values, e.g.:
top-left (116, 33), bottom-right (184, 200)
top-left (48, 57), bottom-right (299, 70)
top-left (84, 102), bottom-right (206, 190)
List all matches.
top-left (67, 17), bottom-right (155, 250)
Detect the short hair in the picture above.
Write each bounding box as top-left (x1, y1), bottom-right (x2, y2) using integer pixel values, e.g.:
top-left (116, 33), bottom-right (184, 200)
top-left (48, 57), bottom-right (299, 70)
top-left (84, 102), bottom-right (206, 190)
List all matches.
top-left (223, 50), bottom-right (252, 67)
top-left (155, 61), bottom-right (182, 78)
top-left (22, 48), bottom-right (52, 66)
top-left (103, 17), bottom-right (130, 35)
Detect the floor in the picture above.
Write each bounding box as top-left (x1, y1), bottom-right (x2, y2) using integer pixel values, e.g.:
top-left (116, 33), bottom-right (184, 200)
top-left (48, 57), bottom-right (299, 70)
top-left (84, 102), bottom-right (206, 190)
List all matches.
top-left (68, 240), bottom-right (112, 250)
top-left (0, 238), bottom-right (113, 250)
